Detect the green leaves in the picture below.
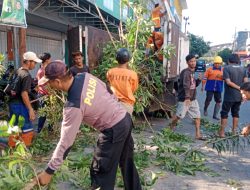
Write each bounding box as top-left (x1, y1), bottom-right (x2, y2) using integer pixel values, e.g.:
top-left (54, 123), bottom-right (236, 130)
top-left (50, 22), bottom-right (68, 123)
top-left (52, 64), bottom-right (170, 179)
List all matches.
top-left (0, 53), bottom-right (6, 80)
top-left (93, 0), bottom-right (173, 115)
top-left (0, 53), bottom-right (4, 63)
top-left (38, 89), bottom-right (65, 130)
top-left (152, 128), bottom-right (208, 175)
top-left (0, 115), bottom-right (25, 137)
top-left (189, 33), bottom-right (210, 57)
top-left (9, 114), bottom-right (16, 127)
top-left (0, 143), bottom-right (36, 190)
top-left (200, 118), bottom-right (250, 155)
top-left (17, 115), bottom-right (25, 129)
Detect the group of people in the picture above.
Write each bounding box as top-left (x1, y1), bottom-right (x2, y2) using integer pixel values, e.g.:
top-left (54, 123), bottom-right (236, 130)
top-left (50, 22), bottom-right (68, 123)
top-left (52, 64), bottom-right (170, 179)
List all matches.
top-left (170, 53), bottom-right (250, 140)
top-left (3, 49), bottom-right (250, 189)
top-left (3, 48), bottom-right (141, 189)
top-left (2, 3), bottom-right (250, 189)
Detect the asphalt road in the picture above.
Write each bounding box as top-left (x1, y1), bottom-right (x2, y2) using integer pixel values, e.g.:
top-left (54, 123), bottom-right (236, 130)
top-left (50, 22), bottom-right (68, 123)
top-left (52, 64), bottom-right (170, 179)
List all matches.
top-left (148, 82), bottom-right (250, 190)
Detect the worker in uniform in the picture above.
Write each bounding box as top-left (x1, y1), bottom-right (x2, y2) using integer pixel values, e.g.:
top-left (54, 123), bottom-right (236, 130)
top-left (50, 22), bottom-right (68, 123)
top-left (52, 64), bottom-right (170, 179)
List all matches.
top-left (107, 48), bottom-right (139, 115)
top-left (201, 56), bottom-right (223, 120)
top-left (151, 3), bottom-right (166, 31)
top-left (146, 31), bottom-right (164, 63)
top-left (35, 60), bottom-right (141, 190)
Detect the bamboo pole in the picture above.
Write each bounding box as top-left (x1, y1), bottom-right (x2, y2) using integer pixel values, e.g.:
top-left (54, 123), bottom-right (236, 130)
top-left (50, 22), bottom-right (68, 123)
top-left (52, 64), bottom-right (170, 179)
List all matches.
top-left (94, 4), bottom-right (117, 48)
top-left (119, 1), bottom-right (124, 43)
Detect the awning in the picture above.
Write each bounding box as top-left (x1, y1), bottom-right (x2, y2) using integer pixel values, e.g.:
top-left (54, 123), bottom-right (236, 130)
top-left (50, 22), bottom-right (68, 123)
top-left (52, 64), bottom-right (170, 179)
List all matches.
top-left (27, 0), bottom-right (120, 32)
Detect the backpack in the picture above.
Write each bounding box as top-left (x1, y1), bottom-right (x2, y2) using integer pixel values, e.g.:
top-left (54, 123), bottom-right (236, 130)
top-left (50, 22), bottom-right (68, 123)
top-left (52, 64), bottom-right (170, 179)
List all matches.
top-left (3, 70), bottom-right (20, 98)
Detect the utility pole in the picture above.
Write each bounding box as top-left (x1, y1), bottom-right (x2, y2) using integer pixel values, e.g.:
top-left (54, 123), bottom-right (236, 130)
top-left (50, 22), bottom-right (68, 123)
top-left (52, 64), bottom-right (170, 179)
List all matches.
top-left (232, 27), bottom-right (237, 52)
top-left (183, 16), bottom-right (189, 34)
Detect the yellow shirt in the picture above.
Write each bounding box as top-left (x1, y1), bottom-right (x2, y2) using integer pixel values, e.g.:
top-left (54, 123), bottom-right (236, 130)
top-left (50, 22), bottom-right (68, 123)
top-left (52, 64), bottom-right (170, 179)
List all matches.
top-left (107, 68), bottom-right (139, 105)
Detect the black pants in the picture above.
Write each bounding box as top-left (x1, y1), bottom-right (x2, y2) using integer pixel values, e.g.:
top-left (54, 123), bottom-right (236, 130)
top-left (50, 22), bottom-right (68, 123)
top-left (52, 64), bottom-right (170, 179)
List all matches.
top-left (205, 91), bottom-right (222, 103)
top-left (221, 101), bottom-right (241, 119)
top-left (90, 113), bottom-right (141, 190)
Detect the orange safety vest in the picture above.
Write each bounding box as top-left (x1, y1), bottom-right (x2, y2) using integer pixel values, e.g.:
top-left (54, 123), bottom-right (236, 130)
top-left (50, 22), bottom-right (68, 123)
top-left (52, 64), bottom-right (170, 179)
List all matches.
top-left (146, 32), bottom-right (164, 61)
top-left (151, 6), bottom-right (164, 28)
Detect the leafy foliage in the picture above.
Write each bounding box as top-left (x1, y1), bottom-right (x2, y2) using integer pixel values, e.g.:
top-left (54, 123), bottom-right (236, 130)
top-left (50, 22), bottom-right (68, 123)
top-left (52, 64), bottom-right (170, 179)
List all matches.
top-left (218, 48), bottom-right (232, 63)
top-left (37, 89), bottom-right (66, 129)
top-left (0, 53), bottom-right (6, 79)
top-left (30, 130), bottom-right (56, 156)
top-left (189, 33), bottom-right (211, 57)
top-left (0, 143), bottom-right (39, 190)
top-left (200, 118), bottom-right (250, 154)
top-left (152, 128), bottom-right (208, 175)
top-left (93, 0), bottom-right (174, 114)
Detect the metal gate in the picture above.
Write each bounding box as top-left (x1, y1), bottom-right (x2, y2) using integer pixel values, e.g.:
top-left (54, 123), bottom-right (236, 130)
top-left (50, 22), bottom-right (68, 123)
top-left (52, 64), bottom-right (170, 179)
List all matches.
top-left (26, 27), bottom-right (64, 77)
top-left (0, 31), bottom-right (7, 62)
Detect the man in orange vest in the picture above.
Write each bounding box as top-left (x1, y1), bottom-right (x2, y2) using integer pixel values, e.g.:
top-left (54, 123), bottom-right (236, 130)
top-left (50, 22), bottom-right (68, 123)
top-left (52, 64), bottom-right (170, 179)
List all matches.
top-left (201, 56), bottom-right (223, 120)
top-left (151, 3), bottom-right (166, 32)
top-left (106, 48), bottom-right (139, 115)
top-left (146, 31), bottom-right (164, 62)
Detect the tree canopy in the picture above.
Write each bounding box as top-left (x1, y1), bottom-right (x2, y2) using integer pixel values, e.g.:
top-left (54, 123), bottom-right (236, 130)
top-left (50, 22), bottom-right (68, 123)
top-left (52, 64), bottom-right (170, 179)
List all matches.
top-left (189, 33), bottom-right (210, 57)
top-left (218, 48), bottom-right (232, 63)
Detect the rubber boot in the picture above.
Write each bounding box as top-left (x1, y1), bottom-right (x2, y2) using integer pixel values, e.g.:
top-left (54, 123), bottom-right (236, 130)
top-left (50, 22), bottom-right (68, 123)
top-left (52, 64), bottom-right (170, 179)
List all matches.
top-left (213, 103), bottom-right (221, 120)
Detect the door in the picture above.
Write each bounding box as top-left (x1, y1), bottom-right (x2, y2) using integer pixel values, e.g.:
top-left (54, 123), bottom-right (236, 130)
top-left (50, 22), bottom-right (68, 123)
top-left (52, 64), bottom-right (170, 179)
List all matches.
top-left (67, 26), bottom-right (83, 67)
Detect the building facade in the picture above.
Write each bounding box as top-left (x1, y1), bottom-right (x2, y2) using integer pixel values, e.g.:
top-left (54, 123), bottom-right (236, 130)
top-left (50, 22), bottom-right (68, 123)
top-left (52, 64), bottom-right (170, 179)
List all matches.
top-left (0, 0), bottom-right (130, 76)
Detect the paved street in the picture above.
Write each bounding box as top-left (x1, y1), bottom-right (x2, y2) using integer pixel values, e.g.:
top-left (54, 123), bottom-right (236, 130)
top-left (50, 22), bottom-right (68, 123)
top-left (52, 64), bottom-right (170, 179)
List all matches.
top-left (148, 84), bottom-right (250, 190)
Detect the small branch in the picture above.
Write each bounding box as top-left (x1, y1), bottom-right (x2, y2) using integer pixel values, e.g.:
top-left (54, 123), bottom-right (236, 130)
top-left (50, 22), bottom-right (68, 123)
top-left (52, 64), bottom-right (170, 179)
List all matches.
top-left (94, 4), bottom-right (117, 48)
top-left (134, 18), bottom-right (140, 50)
top-left (179, 134), bottom-right (242, 158)
top-left (142, 111), bottom-right (155, 134)
top-left (119, 1), bottom-right (124, 43)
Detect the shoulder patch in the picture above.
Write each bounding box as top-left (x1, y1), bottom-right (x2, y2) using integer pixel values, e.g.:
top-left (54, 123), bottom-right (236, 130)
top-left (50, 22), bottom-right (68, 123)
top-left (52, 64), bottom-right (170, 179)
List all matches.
top-left (65, 74), bottom-right (85, 108)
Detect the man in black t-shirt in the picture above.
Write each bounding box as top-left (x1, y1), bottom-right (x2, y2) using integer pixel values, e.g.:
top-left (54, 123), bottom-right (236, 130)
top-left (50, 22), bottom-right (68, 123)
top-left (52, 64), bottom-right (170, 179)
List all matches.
top-left (219, 54), bottom-right (248, 137)
top-left (69, 51), bottom-right (90, 76)
top-left (8, 51), bottom-right (41, 147)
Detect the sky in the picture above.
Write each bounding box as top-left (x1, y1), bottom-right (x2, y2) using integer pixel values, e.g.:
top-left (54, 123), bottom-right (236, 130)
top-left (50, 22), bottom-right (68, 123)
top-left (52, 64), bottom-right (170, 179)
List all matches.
top-left (182, 0), bottom-right (250, 46)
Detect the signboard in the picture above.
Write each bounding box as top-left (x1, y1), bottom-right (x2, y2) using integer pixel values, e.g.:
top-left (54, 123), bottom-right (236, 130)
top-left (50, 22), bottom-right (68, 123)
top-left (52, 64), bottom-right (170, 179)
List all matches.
top-left (0, 0), bottom-right (27, 28)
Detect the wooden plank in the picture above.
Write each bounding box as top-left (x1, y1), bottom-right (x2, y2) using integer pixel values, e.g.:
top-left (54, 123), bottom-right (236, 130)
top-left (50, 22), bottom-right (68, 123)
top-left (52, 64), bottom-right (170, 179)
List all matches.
top-left (7, 30), bottom-right (14, 61)
top-left (168, 21), bottom-right (180, 78)
top-left (19, 28), bottom-right (26, 64)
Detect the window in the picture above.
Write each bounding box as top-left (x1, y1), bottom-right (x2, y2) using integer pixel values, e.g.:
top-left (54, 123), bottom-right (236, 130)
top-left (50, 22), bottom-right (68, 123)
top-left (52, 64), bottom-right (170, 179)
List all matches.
top-left (123, 6), bottom-right (128, 19)
top-left (103, 0), bottom-right (113, 11)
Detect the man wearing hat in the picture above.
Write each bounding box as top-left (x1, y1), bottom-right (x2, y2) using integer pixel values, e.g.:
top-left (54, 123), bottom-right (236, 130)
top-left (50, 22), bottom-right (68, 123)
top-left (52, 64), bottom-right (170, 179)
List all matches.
top-left (201, 56), bottom-right (223, 120)
top-left (8, 51), bottom-right (42, 147)
top-left (36, 60), bottom-right (141, 190)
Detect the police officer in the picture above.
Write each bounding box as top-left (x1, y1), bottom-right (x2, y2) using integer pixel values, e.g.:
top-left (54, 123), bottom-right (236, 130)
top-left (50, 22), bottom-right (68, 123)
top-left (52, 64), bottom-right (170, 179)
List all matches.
top-left (36, 60), bottom-right (141, 190)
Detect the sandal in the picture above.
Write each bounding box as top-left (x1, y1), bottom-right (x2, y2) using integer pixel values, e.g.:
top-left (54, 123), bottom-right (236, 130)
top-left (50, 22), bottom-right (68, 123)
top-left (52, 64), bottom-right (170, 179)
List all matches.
top-left (195, 136), bottom-right (207, 141)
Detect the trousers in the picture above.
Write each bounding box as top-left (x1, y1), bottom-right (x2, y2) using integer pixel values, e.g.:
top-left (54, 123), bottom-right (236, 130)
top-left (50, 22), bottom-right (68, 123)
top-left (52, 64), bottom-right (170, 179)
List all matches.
top-left (90, 113), bottom-right (141, 190)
